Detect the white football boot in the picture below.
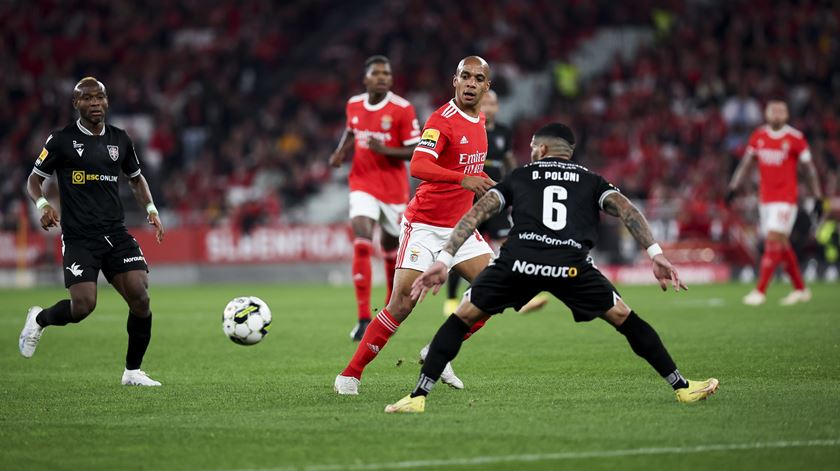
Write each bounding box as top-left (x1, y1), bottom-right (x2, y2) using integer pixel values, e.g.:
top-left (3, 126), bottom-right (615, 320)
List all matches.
top-left (334, 375), bottom-right (360, 395)
top-left (742, 289), bottom-right (766, 306)
top-left (419, 344), bottom-right (464, 390)
top-left (121, 369), bottom-right (162, 386)
top-left (19, 306), bottom-right (45, 358)
top-left (780, 288), bottom-right (812, 306)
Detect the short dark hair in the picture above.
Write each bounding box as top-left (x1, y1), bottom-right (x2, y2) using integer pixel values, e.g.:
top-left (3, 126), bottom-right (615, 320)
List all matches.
top-left (364, 55), bottom-right (390, 74)
top-left (534, 122), bottom-right (575, 146)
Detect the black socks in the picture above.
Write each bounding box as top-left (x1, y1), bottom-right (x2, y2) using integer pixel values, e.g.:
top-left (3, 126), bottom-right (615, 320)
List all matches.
top-left (616, 311), bottom-right (688, 390)
top-left (411, 314), bottom-right (470, 397)
top-left (36, 300), bottom-right (74, 327)
top-left (446, 271), bottom-right (461, 300)
top-left (126, 312), bottom-right (152, 370)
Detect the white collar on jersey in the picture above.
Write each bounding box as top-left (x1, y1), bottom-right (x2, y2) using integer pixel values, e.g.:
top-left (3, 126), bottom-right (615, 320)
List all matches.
top-left (764, 124), bottom-right (791, 139)
top-left (76, 119), bottom-right (106, 136)
top-left (363, 91), bottom-right (392, 112)
top-left (447, 99), bottom-right (480, 123)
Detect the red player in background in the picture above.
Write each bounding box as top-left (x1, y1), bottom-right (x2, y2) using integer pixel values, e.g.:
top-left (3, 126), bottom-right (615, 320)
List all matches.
top-left (727, 100), bottom-right (824, 306)
top-left (329, 56), bottom-right (421, 340)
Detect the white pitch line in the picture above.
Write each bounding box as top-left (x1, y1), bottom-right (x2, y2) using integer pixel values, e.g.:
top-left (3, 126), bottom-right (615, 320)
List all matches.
top-left (230, 438), bottom-right (840, 471)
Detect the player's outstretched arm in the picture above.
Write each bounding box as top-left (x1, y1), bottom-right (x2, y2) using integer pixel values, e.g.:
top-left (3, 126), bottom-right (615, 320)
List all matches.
top-left (329, 129), bottom-right (355, 167)
top-left (26, 172), bottom-right (59, 231)
top-left (726, 150), bottom-right (755, 203)
top-left (602, 192), bottom-right (686, 291)
top-left (411, 191), bottom-right (502, 301)
top-left (128, 174), bottom-right (164, 243)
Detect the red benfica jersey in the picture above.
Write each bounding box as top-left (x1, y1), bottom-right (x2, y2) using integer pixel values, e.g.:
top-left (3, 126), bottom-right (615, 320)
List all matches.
top-left (404, 100), bottom-right (488, 227)
top-left (746, 125), bottom-right (811, 203)
top-left (346, 92), bottom-right (420, 203)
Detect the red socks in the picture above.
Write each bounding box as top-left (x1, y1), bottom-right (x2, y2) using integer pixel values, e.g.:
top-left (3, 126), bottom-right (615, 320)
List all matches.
top-left (781, 244), bottom-right (805, 290)
top-left (342, 308), bottom-right (400, 379)
top-left (384, 249), bottom-right (397, 306)
top-left (756, 238), bottom-right (805, 293)
top-left (352, 239), bottom-right (373, 321)
top-left (756, 239), bottom-right (784, 293)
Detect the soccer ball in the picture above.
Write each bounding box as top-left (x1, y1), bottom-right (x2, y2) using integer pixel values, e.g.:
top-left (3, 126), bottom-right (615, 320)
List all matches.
top-left (222, 296), bottom-right (272, 345)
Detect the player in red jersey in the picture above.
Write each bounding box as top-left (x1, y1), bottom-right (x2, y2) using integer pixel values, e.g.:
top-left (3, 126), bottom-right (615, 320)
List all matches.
top-left (334, 56), bottom-right (496, 395)
top-left (727, 100), bottom-right (824, 306)
top-left (329, 56), bottom-right (421, 341)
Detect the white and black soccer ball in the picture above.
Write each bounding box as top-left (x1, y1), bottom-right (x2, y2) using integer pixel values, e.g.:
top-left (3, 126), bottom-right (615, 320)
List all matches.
top-left (222, 296), bottom-right (272, 345)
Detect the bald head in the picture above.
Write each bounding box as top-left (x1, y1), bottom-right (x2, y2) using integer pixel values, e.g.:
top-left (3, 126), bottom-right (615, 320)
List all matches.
top-left (74, 77), bottom-right (106, 98)
top-left (456, 56), bottom-right (490, 79)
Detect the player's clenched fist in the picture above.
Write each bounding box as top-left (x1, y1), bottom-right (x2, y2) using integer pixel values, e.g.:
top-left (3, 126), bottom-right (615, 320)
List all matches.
top-left (460, 176), bottom-right (495, 197)
top-left (39, 205), bottom-right (59, 231)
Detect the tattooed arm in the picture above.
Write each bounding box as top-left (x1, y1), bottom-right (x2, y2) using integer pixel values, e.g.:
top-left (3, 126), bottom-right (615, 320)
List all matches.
top-left (602, 192), bottom-right (686, 291)
top-left (410, 191), bottom-right (502, 300)
top-left (441, 191), bottom-right (502, 257)
top-left (601, 192), bottom-right (655, 249)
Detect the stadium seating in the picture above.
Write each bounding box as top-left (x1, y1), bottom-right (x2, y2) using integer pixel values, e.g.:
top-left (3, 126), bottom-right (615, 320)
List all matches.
top-left (1, 0), bottom-right (836, 247)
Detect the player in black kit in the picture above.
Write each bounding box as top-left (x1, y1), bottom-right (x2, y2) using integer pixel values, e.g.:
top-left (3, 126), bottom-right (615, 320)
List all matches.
top-left (19, 77), bottom-right (165, 386)
top-left (386, 123), bottom-right (719, 413)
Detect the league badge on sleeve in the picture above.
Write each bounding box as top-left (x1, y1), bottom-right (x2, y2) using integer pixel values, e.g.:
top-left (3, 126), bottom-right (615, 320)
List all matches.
top-left (418, 129), bottom-right (440, 149)
top-left (107, 145), bottom-right (119, 161)
top-left (36, 148), bottom-right (48, 166)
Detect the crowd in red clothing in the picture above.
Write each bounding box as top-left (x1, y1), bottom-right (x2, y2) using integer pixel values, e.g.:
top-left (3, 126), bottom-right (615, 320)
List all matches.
top-left (1, 0), bottom-right (837, 245)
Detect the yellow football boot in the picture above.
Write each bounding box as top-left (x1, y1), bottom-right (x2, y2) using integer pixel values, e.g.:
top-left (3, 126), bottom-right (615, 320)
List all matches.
top-left (675, 378), bottom-right (720, 403)
top-left (385, 395), bottom-right (426, 413)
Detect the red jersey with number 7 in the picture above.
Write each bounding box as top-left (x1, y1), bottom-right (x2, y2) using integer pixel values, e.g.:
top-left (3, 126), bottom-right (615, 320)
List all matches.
top-left (404, 100), bottom-right (488, 228)
top-left (345, 92), bottom-right (421, 204)
top-left (745, 124), bottom-right (811, 204)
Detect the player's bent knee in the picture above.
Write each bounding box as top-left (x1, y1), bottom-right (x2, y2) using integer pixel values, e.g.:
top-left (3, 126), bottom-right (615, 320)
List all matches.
top-left (602, 301), bottom-right (632, 327)
top-left (455, 302), bottom-right (487, 327)
top-left (129, 292), bottom-right (151, 317)
top-left (386, 294), bottom-right (416, 322)
top-left (70, 297), bottom-right (96, 321)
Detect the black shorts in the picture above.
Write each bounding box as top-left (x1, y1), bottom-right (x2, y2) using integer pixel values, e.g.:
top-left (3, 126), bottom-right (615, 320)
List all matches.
top-left (479, 209), bottom-right (513, 241)
top-left (468, 255), bottom-right (620, 322)
top-left (61, 231), bottom-right (148, 288)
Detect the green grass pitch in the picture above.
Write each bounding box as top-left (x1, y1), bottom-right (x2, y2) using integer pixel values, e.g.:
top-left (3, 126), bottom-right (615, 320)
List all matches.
top-left (1, 281), bottom-right (839, 470)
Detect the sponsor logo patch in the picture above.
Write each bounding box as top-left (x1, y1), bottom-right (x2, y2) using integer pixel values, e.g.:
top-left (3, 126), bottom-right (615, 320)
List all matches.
top-left (36, 148), bottom-right (48, 166)
top-left (71, 170), bottom-right (118, 184)
top-left (512, 259), bottom-right (578, 278)
top-left (418, 128), bottom-right (440, 149)
top-left (123, 256), bottom-right (146, 264)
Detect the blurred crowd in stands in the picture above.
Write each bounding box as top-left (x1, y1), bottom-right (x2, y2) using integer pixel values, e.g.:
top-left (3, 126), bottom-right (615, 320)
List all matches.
top-left (1, 0), bottom-right (838, 248)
